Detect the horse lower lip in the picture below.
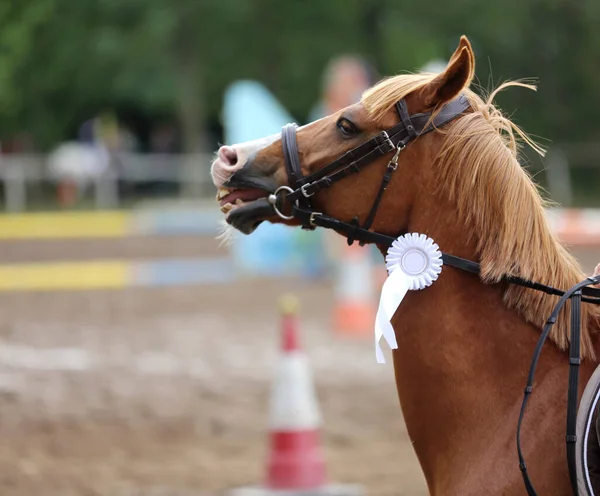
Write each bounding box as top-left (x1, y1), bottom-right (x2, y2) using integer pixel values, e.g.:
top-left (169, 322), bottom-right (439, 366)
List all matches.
top-left (226, 197), bottom-right (274, 234)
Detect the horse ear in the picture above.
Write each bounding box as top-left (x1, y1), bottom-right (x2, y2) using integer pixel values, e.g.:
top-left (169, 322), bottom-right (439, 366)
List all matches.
top-left (421, 37), bottom-right (474, 107)
top-left (448, 36), bottom-right (475, 81)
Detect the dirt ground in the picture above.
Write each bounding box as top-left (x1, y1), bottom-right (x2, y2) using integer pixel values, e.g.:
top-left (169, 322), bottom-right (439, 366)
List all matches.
top-left (0, 236), bottom-right (597, 496)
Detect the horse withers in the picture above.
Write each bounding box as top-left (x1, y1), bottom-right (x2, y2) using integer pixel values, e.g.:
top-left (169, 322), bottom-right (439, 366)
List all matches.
top-left (211, 36), bottom-right (600, 495)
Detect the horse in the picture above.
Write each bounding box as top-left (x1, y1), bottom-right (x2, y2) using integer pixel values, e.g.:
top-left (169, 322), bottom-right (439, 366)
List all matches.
top-left (210, 36), bottom-right (600, 495)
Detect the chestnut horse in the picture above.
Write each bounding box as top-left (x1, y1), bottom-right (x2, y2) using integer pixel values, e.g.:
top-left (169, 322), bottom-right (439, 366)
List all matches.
top-left (211, 36), bottom-right (600, 495)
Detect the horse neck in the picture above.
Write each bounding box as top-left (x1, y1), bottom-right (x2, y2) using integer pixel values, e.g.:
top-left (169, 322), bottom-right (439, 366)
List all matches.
top-left (389, 174), bottom-right (573, 491)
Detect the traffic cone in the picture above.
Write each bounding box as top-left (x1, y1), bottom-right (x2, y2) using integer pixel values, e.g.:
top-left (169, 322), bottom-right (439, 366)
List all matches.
top-left (332, 243), bottom-right (376, 337)
top-left (228, 295), bottom-right (364, 496)
top-left (266, 294), bottom-right (326, 490)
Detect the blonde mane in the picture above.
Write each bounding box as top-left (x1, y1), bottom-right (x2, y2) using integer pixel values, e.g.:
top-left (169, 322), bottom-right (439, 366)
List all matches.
top-left (362, 74), bottom-right (599, 359)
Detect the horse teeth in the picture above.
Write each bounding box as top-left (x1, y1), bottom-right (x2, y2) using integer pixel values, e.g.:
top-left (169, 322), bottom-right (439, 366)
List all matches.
top-left (216, 188), bottom-right (232, 200)
top-left (220, 203), bottom-right (233, 213)
top-left (235, 198), bottom-right (244, 205)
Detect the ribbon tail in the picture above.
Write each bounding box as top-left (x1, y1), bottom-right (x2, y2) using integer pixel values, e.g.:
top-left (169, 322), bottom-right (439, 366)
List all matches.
top-left (375, 338), bottom-right (386, 364)
top-left (374, 268), bottom-right (410, 363)
top-left (375, 298), bottom-right (395, 363)
top-left (381, 268), bottom-right (410, 324)
top-left (376, 300), bottom-right (397, 350)
top-left (374, 297), bottom-right (387, 363)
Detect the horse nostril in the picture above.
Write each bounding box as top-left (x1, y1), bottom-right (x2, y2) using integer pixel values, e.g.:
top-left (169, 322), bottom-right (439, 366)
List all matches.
top-left (219, 146), bottom-right (238, 167)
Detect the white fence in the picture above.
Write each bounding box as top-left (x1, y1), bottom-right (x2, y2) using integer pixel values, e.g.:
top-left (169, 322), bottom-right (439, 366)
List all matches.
top-left (0, 146), bottom-right (598, 212)
top-left (0, 152), bottom-right (216, 211)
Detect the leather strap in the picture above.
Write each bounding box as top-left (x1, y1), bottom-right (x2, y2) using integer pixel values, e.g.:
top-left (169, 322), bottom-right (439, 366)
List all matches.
top-left (350, 95), bottom-right (424, 244)
top-left (395, 99), bottom-right (418, 139)
top-left (282, 123), bottom-right (303, 190)
top-left (288, 138), bottom-right (395, 202)
top-left (282, 122), bottom-right (315, 228)
top-left (291, 204), bottom-right (600, 301)
top-left (566, 289), bottom-right (582, 495)
top-left (285, 131), bottom-right (395, 203)
top-left (284, 96), bottom-right (472, 206)
top-left (357, 161), bottom-right (397, 246)
top-left (515, 277), bottom-right (599, 496)
top-left (388, 95), bottom-right (472, 149)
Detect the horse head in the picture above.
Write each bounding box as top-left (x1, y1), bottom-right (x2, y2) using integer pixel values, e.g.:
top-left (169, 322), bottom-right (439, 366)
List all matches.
top-left (211, 38), bottom-right (476, 237)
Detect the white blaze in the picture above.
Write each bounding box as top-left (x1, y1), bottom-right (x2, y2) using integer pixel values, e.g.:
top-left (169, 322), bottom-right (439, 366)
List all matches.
top-left (210, 133), bottom-right (280, 187)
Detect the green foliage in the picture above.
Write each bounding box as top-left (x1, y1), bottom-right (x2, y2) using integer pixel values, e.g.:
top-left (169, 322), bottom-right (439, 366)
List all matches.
top-left (1, 0), bottom-right (599, 153)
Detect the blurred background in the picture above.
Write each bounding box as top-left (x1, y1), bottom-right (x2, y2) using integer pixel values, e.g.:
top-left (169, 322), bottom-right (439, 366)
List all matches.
top-left (0, 1), bottom-right (599, 495)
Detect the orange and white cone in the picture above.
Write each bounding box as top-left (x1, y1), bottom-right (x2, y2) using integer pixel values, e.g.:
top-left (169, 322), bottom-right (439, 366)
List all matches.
top-left (332, 243), bottom-right (376, 337)
top-left (266, 294), bottom-right (326, 490)
top-left (228, 295), bottom-right (363, 496)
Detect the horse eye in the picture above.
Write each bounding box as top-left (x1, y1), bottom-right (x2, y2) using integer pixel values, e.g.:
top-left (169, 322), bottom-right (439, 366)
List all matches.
top-left (336, 118), bottom-right (358, 137)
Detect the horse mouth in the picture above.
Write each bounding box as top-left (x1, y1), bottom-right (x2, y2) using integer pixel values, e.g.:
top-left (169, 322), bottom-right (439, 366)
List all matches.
top-left (217, 187), bottom-right (269, 211)
top-left (216, 187), bottom-right (273, 234)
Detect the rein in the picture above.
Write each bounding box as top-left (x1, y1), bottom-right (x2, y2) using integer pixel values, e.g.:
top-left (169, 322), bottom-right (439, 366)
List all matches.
top-left (267, 95), bottom-right (600, 495)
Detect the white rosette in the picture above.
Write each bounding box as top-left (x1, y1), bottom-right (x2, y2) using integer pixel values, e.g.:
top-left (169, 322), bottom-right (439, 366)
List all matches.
top-left (375, 233), bottom-right (443, 363)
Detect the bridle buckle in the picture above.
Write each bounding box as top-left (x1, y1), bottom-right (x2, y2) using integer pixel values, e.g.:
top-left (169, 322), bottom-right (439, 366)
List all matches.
top-left (377, 131), bottom-right (396, 155)
top-left (309, 211), bottom-right (322, 227)
top-left (300, 183), bottom-right (314, 198)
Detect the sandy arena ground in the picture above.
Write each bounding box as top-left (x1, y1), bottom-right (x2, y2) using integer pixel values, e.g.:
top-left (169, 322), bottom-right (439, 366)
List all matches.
top-left (0, 236), bottom-right (597, 496)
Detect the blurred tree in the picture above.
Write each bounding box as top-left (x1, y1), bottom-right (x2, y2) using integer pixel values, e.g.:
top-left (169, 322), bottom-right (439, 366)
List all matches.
top-left (0, 0), bottom-right (599, 161)
top-left (0, 0), bottom-right (56, 142)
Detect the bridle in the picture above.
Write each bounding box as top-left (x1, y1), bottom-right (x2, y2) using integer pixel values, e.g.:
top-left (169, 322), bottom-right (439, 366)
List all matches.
top-left (271, 94), bottom-right (472, 243)
top-left (267, 94), bottom-right (600, 495)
